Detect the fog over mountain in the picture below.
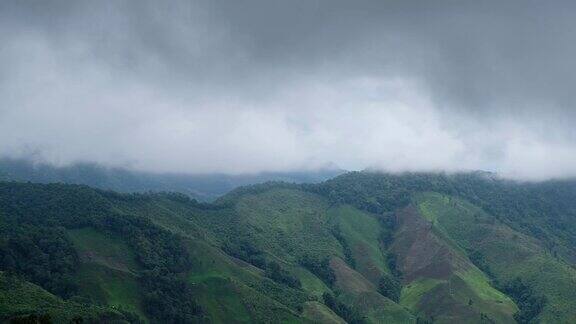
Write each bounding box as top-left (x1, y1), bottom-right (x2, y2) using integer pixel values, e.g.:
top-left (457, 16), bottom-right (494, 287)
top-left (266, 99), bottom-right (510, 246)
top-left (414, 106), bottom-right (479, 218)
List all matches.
top-left (2, 0), bottom-right (576, 179)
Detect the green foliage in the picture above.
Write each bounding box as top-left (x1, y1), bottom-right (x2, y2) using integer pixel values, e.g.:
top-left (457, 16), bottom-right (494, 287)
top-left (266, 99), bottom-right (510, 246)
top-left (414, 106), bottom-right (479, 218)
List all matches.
top-left (386, 253), bottom-right (402, 279)
top-left (0, 226), bottom-right (79, 299)
top-left (304, 172), bottom-right (413, 214)
top-left (264, 261), bottom-right (302, 289)
top-left (322, 292), bottom-right (366, 324)
top-left (377, 213), bottom-right (397, 248)
top-left (331, 226), bottom-right (356, 269)
top-left (378, 274), bottom-right (401, 302)
top-left (8, 313), bottom-right (52, 324)
top-left (298, 255), bottom-right (335, 287)
top-left (415, 316), bottom-right (433, 324)
top-left (467, 250), bottom-right (495, 279)
top-left (0, 271), bottom-right (136, 323)
top-left (0, 182), bottom-right (202, 322)
top-left (221, 240), bottom-right (266, 269)
top-left (141, 271), bottom-right (202, 322)
top-left (500, 278), bottom-right (546, 323)
top-left (222, 240), bottom-right (301, 289)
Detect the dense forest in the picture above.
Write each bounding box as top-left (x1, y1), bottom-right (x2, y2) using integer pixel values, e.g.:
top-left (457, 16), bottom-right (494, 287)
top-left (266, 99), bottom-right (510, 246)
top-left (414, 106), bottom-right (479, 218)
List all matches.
top-left (1, 170), bottom-right (576, 323)
top-left (0, 183), bottom-right (201, 322)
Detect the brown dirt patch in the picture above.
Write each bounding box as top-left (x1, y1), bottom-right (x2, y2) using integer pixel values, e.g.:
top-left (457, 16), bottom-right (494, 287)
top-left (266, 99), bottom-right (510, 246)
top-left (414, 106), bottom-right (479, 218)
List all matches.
top-left (353, 242), bottom-right (383, 285)
top-left (391, 206), bottom-right (470, 282)
top-left (78, 250), bottom-right (133, 274)
top-left (330, 257), bottom-right (376, 295)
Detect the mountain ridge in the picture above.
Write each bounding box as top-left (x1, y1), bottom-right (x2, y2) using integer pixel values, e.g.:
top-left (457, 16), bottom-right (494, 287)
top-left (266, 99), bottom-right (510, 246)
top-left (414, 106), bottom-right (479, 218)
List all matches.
top-left (0, 157), bottom-right (344, 201)
top-left (1, 170), bottom-right (575, 323)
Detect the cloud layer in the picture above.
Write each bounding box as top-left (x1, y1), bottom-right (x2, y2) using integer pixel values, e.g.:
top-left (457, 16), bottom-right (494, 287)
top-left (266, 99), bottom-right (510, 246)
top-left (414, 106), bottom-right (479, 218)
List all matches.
top-left (1, 0), bottom-right (576, 179)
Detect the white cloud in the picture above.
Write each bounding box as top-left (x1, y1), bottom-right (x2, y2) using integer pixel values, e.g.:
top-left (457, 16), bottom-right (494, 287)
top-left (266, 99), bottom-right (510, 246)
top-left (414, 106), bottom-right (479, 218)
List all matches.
top-left (2, 0), bottom-right (576, 179)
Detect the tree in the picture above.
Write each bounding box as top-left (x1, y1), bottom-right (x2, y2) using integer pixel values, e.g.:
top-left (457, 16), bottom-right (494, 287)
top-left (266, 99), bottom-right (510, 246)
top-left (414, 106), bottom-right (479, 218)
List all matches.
top-left (378, 274), bottom-right (401, 302)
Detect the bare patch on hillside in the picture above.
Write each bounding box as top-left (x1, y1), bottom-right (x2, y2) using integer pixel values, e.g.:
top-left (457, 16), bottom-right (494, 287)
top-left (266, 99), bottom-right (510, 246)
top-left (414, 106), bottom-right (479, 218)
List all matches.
top-left (352, 242), bottom-right (383, 285)
top-left (78, 250), bottom-right (134, 274)
top-left (392, 206), bottom-right (470, 282)
top-left (68, 228), bottom-right (139, 274)
top-left (330, 257), bottom-right (375, 295)
top-left (392, 205), bottom-right (517, 323)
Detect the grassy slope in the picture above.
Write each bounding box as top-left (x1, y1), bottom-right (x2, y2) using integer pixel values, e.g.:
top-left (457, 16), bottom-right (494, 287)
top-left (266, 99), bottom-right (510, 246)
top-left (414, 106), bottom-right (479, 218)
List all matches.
top-left (221, 189), bottom-right (415, 323)
top-left (113, 188), bottom-right (416, 323)
top-left (68, 201), bottom-right (306, 323)
top-left (416, 192), bottom-right (576, 323)
top-left (328, 205), bottom-right (390, 283)
top-left (68, 228), bottom-right (139, 273)
top-left (187, 239), bottom-right (304, 323)
top-left (326, 206), bottom-right (415, 323)
top-left (67, 228), bottom-right (146, 321)
top-left (113, 192), bottom-right (309, 322)
top-left (233, 189), bottom-right (342, 261)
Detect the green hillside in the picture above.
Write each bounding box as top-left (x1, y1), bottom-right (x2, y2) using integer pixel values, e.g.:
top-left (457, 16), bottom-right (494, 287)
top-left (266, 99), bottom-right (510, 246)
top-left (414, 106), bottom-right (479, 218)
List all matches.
top-left (415, 192), bottom-right (576, 323)
top-left (1, 171), bottom-right (576, 323)
top-left (68, 228), bottom-right (145, 320)
top-left (0, 271), bottom-right (133, 323)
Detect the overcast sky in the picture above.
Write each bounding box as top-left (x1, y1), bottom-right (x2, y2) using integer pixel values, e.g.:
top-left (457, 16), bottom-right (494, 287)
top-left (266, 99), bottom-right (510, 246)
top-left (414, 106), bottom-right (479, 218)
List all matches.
top-left (1, 0), bottom-right (576, 179)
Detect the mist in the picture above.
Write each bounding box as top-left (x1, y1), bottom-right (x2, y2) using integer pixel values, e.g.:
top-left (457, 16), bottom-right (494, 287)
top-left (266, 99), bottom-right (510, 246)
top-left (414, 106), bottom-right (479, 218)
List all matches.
top-left (1, 0), bottom-right (576, 180)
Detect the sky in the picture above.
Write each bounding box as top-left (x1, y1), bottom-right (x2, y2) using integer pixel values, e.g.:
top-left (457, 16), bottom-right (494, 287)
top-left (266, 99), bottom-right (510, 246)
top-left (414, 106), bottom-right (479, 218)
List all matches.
top-left (1, 0), bottom-right (576, 180)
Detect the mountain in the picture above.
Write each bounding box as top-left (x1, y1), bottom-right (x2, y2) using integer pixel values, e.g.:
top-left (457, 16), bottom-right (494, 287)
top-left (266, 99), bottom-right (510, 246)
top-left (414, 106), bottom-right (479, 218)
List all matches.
top-left (1, 171), bottom-right (576, 323)
top-left (0, 158), bottom-right (344, 201)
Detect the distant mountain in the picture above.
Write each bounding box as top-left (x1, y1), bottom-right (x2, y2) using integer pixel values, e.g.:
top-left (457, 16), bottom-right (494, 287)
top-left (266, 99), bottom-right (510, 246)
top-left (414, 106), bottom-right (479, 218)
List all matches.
top-left (0, 158), bottom-right (344, 201)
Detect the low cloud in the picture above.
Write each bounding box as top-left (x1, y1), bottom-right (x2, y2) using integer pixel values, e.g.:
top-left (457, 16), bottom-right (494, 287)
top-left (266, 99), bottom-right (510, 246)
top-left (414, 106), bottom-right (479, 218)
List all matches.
top-left (1, 0), bottom-right (575, 180)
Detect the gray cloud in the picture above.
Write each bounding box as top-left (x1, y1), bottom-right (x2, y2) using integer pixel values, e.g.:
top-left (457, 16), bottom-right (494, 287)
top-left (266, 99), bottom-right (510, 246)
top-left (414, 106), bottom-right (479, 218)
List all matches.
top-left (1, 0), bottom-right (576, 179)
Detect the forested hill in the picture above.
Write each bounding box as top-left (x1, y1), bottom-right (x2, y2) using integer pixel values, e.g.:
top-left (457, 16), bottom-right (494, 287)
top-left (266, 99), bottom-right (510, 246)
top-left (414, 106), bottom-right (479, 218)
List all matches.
top-left (1, 171), bottom-right (576, 323)
top-left (0, 158), bottom-right (343, 201)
